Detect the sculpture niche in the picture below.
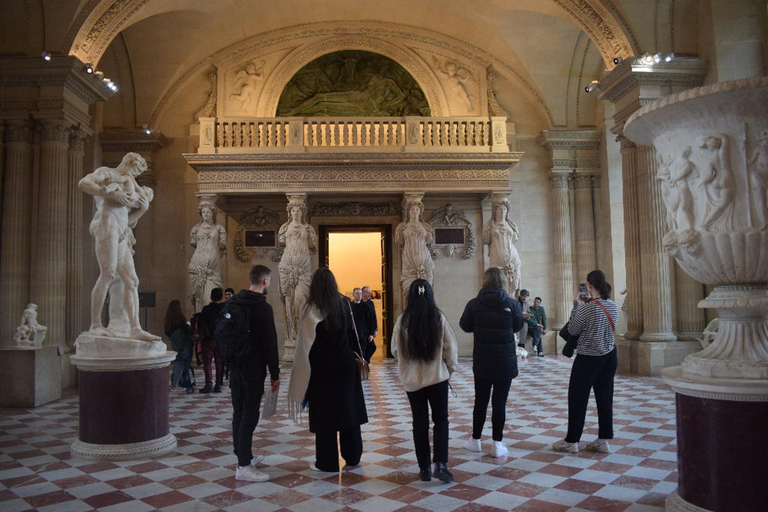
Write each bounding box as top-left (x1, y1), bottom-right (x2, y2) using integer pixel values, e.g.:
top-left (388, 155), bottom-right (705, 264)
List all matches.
top-left (396, 199), bottom-right (435, 301)
top-left (78, 152), bottom-right (159, 342)
top-left (13, 304), bottom-right (47, 349)
top-left (189, 203), bottom-right (227, 312)
top-left (483, 198), bottom-right (522, 294)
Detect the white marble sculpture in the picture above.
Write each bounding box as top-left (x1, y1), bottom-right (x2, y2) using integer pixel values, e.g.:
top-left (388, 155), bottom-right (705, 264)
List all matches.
top-left (483, 198), bottom-right (522, 294)
top-left (624, 77), bottom-right (768, 379)
top-left (278, 196), bottom-right (317, 354)
top-left (189, 203), bottom-right (227, 312)
top-left (229, 61), bottom-right (264, 113)
top-left (79, 152), bottom-right (159, 342)
top-left (13, 304), bottom-right (47, 349)
top-left (395, 197), bottom-right (435, 300)
top-left (433, 56), bottom-right (475, 112)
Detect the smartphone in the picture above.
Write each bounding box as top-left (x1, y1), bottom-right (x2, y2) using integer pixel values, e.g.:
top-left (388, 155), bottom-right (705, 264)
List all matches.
top-left (578, 282), bottom-right (588, 301)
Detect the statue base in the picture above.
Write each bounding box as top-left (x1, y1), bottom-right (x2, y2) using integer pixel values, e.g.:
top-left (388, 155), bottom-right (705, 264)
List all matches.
top-left (0, 345), bottom-right (62, 407)
top-left (70, 333), bottom-right (177, 461)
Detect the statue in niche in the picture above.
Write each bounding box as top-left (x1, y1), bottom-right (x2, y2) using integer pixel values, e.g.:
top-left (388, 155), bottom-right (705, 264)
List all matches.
top-left (189, 203), bottom-right (227, 312)
top-left (698, 135), bottom-right (735, 231)
top-left (79, 152), bottom-right (159, 341)
top-left (13, 304), bottom-right (47, 349)
top-left (230, 61), bottom-right (265, 112)
top-left (483, 199), bottom-right (522, 294)
top-left (748, 127), bottom-right (768, 228)
top-left (433, 56), bottom-right (475, 112)
top-left (657, 147), bottom-right (698, 231)
top-left (396, 199), bottom-right (435, 300)
top-left (278, 201), bottom-right (317, 343)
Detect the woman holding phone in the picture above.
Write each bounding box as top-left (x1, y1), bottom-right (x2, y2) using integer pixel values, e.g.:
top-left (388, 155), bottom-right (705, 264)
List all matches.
top-left (553, 270), bottom-right (619, 454)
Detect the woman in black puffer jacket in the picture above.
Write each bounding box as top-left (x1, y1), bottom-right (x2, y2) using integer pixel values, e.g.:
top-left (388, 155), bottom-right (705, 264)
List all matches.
top-left (460, 268), bottom-right (524, 458)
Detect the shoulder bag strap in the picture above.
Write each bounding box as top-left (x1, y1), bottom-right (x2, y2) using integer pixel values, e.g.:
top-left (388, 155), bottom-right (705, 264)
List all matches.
top-left (594, 300), bottom-right (615, 332)
top-left (346, 299), bottom-right (365, 358)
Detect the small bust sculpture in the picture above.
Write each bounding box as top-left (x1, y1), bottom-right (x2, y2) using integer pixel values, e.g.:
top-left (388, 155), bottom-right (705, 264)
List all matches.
top-left (13, 303), bottom-right (47, 349)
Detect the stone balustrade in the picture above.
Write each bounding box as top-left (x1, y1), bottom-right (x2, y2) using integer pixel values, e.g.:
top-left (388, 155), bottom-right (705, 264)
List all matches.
top-left (198, 116), bottom-right (509, 154)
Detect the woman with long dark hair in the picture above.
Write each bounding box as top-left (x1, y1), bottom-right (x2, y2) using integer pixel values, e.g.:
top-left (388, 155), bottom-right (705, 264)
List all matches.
top-left (553, 270), bottom-right (619, 454)
top-left (287, 268), bottom-right (368, 472)
top-left (459, 267), bottom-right (524, 458)
top-left (392, 279), bottom-right (458, 482)
top-left (165, 300), bottom-right (195, 393)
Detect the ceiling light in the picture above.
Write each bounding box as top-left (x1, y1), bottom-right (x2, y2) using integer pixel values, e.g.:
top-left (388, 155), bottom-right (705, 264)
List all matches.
top-left (41, 52), bottom-right (51, 61)
top-left (613, 57), bottom-right (623, 65)
top-left (85, 63), bottom-right (94, 74)
top-left (653, 53), bottom-right (663, 63)
top-left (665, 53), bottom-right (675, 62)
top-left (143, 124), bottom-right (151, 135)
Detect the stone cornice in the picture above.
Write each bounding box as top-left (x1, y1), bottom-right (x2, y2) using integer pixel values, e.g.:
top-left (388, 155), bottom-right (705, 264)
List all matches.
top-left (100, 129), bottom-right (167, 153)
top-left (536, 129), bottom-right (602, 150)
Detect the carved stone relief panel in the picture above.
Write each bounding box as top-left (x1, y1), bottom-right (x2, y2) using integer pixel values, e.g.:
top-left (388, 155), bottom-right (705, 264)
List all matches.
top-left (310, 201), bottom-right (399, 217)
top-left (226, 60), bottom-right (266, 115)
top-left (233, 206), bottom-right (284, 262)
top-left (427, 204), bottom-right (475, 259)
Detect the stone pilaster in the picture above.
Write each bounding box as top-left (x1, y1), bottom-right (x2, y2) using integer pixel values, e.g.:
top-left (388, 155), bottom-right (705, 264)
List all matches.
top-left (619, 138), bottom-right (643, 339)
top-left (675, 263), bottom-right (706, 341)
top-left (32, 119), bottom-right (72, 346)
top-left (134, 171), bottom-right (158, 292)
top-left (0, 121), bottom-right (34, 346)
top-left (66, 129), bottom-right (88, 343)
top-left (572, 173), bottom-right (598, 279)
top-left (548, 173), bottom-right (575, 328)
top-left (636, 144), bottom-right (676, 341)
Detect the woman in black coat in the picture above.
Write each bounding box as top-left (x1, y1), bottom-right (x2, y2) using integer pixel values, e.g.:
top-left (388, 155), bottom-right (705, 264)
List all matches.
top-left (287, 268), bottom-right (368, 472)
top-left (459, 268), bottom-right (524, 457)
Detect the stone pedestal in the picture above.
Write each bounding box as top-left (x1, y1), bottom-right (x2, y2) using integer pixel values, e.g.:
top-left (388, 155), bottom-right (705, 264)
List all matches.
top-left (70, 334), bottom-right (177, 461)
top-left (0, 346), bottom-right (62, 407)
top-left (616, 338), bottom-right (702, 376)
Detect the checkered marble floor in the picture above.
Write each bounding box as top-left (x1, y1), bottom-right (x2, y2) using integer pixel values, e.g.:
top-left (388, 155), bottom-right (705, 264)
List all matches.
top-left (1, 356), bottom-right (678, 511)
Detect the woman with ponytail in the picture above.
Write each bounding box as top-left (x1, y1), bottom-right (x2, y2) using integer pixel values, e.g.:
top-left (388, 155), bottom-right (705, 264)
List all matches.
top-left (553, 269), bottom-right (619, 454)
top-left (392, 279), bottom-right (458, 482)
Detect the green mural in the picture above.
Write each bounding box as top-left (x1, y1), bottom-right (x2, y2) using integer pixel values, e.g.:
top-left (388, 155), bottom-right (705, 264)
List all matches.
top-left (277, 50), bottom-right (430, 117)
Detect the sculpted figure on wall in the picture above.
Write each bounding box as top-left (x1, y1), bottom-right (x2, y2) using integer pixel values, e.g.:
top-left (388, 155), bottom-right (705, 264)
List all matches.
top-left (189, 203), bottom-right (227, 312)
top-left (79, 152), bottom-right (159, 341)
top-left (230, 61), bottom-right (264, 113)
top-left (748, 128), bottom-right (768, 227)
top-left (657, 147), bottom-right (698, 231)
top-left (483, 198), bottom-right (522, 294)
top-left (433, 56), bottom-right (475, 112)
top-left (698, 135), bottom-right (735, 231)
top-left (278, 197), bottom-right (317, 344)
top-left (396, 197), bottom-right (435, 300)
top-left (13, 304), bottom-right (47, 349)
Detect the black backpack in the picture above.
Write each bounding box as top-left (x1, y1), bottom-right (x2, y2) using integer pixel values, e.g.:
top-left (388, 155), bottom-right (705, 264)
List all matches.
top-left (214, 297), bottom-right (252, 366)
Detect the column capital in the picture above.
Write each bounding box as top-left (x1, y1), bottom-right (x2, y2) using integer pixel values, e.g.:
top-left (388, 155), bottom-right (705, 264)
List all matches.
top-left (572, 174), bottom-right (595, 189)
top-left (4, 120), bottom-right (34, 144)
top-left (39, 119), bottom-right (71, 144)
top-left (69, 129), bottom-right (89, 154)
top-left (548, 173), bottom-right (571, 189)
top-left (136, 170), bottom-right (158, 188)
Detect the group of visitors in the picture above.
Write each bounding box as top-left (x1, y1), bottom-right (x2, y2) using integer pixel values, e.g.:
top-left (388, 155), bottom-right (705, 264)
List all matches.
top-left (350, 285), bottom-right (378, 362)
top-left (515, 288), bottom-right (548, 356)
top-left (166, 263), bottom-right (618, 485)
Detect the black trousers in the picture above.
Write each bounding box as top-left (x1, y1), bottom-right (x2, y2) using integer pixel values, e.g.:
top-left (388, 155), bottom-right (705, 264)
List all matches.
top-left (406, 380), bottom-right (449, 469)
top-left (230, 370), bottom-right (265, 467)
top-left (565, 347), bottom-right (618, 443)
top-left (315, 426), bottom-right (363, 471)
top-left (472, 377), bottom-right (512, 441)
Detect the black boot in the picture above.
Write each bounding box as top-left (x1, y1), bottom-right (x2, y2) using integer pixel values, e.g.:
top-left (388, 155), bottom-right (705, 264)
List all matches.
top-left (419, 467), bottom-right (432, 482)
top-left (199, 383), bottom-right (213, 394)
top-left (434, 462), bottom-right (453, 482)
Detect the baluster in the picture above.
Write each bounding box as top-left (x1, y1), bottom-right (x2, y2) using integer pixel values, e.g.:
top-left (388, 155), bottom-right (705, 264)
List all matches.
top-left (216, 123), bottom-right (222, 148)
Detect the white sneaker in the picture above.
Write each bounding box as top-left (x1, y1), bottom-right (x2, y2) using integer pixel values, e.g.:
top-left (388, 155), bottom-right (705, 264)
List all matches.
top-left (251, 454), bottom-right (264, 466)
top-left (552, 440), bottom-right (579, 453)
top-left (585, 439), bottom-right (610, 453)
top-left (235, 464), bottom-right (269, 482)
top-left (463, 437), bottom-right (482, 452)
top-left (491, 441), bottom-right (508, 458)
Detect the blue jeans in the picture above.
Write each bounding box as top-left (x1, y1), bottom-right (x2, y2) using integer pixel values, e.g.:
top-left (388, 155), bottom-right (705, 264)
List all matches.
top-left (530, 325), bottom-right (542, 353)
top-left (171, 357), bottom-right (193, 389)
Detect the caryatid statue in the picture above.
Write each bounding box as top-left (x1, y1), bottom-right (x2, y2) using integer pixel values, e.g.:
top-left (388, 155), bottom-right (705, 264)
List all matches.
top-left (189, 202), bottom-right (227, 312)
top-left (483, 196), bottom-right (522, 294)
top-left (79, 152), bottom-right (159, 341)
top-left (278, 196), bottom-right (317, 350)
top-left (395, 197), bottom-right (435, 301)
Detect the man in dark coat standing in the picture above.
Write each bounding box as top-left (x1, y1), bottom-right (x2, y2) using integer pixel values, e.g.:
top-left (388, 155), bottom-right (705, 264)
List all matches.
top-left (230, 265), bottom-right (280, 482)
top-left (199, 287), bottom-right (226, 393)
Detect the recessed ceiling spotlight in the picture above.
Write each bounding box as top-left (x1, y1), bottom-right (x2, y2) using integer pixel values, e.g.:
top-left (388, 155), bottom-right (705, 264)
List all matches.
top-left (85, 63), bottom-right (94, 74)
top-left (613, 57), bottom-right (623, 65)
top-left (665, 53), bottom-right (675, 62)
top-left (41, 52), bottom-right (52, 61)
top-left (653, 53), bottom-right (663, 63)
top-left (142, 124), bottom-right (151, 135)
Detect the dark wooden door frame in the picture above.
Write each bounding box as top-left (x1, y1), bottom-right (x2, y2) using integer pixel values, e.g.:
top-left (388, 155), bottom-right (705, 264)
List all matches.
top-left (319, 224), bottom-right (394, 358)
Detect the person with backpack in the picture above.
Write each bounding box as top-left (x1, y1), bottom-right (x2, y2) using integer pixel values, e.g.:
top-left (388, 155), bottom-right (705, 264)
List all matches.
top-left (216, 265), bottom-right (280, 482)
top-left (165, 300), bottom-right (195, 394)
top-left (553, 270), bottom-right (618, 454)
top-left (459, 268), bottom-right (525, 458)
top-left (287, 268), bottom-right (368, 472)
top-left (199, 287), bottom-right (225, 393)
top-left (392, 279), bottom-right (458, 482)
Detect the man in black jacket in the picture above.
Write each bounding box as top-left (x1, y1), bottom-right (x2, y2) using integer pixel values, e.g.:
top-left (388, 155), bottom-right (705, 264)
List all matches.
top-left (231, 265), bottom-right (280, 482)
top-left (459, 268), bottom-right (524, 458)
top-left (199, 288), bottom-right (225, 393)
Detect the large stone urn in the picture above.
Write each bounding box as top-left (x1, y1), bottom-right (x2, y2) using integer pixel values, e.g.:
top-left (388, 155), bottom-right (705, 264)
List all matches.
top-left (624, 77), bottom-right (768, 512)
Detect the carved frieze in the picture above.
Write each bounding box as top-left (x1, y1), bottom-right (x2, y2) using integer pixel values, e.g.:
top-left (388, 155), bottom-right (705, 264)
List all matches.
top-left (311, 202), bottom-right (398, 217)
top-left (427, 204), bottom-right (475, 259)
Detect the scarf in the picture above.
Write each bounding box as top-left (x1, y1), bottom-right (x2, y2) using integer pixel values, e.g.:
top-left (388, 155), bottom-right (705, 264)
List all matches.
top-left (287, 303), bottom-right (324, 423)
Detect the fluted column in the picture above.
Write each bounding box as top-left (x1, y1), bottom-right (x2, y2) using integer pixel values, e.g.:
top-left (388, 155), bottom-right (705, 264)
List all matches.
top-left (65, 129), bottom-right (88, 343)
top-left (32, 119), bottom-right (71, 346)
top-left (0, 121), bottom-right (34, 346)
top-left (636, 144), bottom-right (676, 341)
top-left (572, 173), bottom-right (598, 279)
top-left (620, 138), bottom-right (643, 339)
top-left (549, 173), bottom-right (575, 327)
top-left (675, 264), bottom-right (706, 340)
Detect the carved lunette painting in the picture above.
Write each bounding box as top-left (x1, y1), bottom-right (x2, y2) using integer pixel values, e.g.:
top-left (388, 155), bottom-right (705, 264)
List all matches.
top-left (276, 50), bottom-right (431, 117)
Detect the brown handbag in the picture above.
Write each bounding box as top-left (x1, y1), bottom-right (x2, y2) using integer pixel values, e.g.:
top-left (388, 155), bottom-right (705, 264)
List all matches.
top-left (347, 299), bottom-right (370, 381)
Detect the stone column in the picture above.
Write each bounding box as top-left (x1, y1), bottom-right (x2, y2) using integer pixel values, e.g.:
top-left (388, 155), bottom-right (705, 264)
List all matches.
top-left (135, 171), bottom-right (158, 291)
top-left (619, 138), bottom-right (643, 339)
top-left (636, 144), bottom-right (676, 342)
top-left (66, 129), bottom-right (88, 344)
top-left (548, 173), bottom-right (575, 328)
top-left (675, 265), bottom-right (706, 340)
top-left (0, 121), bottom-right (34, 346)
top-left (32, 119), bottom-right (71, 346)
top-left (572, 173), bottom-right (598, 279)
